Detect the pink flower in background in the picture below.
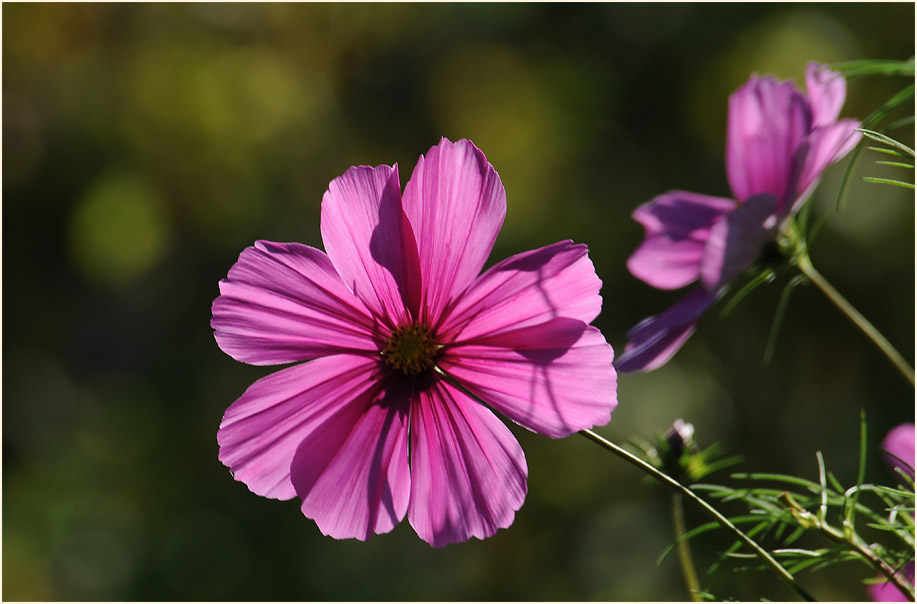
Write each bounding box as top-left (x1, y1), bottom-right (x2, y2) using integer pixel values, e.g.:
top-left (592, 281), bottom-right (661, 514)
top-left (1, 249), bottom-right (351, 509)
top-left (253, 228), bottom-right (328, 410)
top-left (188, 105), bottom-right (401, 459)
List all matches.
top-left (617, 62), bottom-right (862, 373)
top-left (881, 423), bottom-right (915, 481)
top-left (870, 564), bottom-right (915, 602)
top-left (212, 138), bottom-right (617, 547)
top-left (868, 423), bottom-right (914, 601)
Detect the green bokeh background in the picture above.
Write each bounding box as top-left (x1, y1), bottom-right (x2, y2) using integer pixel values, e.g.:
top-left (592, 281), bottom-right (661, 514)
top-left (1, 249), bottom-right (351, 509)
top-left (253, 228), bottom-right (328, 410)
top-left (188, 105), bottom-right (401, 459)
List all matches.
top-left (4, 3), bottom-right (914, 601)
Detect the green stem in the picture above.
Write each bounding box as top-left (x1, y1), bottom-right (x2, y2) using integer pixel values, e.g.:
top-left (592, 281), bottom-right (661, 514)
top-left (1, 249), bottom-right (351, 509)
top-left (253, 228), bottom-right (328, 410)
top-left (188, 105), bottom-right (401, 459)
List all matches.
top-left (843, 530), bottom-right (915, 600)
top-left (784, 492), bottom-right (915, 600)
top-left (579, 429), bottom-right (816, 602)
top-left (794, 251), bottom-right (914, 386)
top-left (435, 366), bottom-right (814, 599)
top-left (672, 493), bottom-right (703, 601)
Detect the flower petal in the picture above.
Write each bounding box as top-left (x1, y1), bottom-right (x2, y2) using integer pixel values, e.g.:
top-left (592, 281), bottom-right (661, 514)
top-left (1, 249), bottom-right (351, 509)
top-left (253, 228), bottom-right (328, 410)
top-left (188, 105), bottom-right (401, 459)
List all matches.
top-left (439, 240), bottom-right (603, 341)
top-left (868, 562), bottom-right (914, 602)
top-left (881, 423), bottom-right (915, 480)
top-left (442, 318), bottom-right (617, 438)
top-left (805, 62), bottom-right (846, 128)
top-left (615, 288), bottom-right (717, 373)
top-left (212, 241), bottom-right (379, 366)
top-left (408, 379), bottom-right (527, 547)
top-left (292, 380), bottom-right (411, 541)
top-left (699, 193), bottom-right (778, 292)
top-left (321, 164), bottom-right (420, 327)
top-left (794, 119), bottom-right (862, 205)
top-left (401, 138), bottom-right (507, 326)
top-left (726, 75), bottom-right (811, 205)
top-left (217, 355), bottom-right (384, 501)
top-left (627, 191), bottom-right (737, 290)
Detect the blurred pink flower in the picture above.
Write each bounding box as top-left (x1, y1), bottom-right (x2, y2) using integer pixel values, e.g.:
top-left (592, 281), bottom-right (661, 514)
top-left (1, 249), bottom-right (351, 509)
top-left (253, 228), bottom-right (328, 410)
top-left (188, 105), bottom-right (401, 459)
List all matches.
top-left (617, 62), bottom-right (861, 372)
top-left (212, 138), bottom-right (617, 547)
top-left (881, 423), bottom-right (915, 480)
top-left (868, 423), bottom-right (915, 601)
top-left (869, 563), bottom-right (915, 602)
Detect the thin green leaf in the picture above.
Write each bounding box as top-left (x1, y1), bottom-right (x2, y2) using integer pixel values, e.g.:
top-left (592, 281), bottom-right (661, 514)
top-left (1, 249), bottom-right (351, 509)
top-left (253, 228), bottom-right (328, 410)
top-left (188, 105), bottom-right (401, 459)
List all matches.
top-left (875, 161), bottom-right (914, 169)
top-left (859, 128), bottom-right (916, 157)
top-left (827, 471), bottom-right (845, 494)
top-left (783, 524), bottom-right (807, 546)
top-left (763, 275), bottom-right (807, 366)
top-left (836, 84), bottom-right (915, 210)
top-left (807, 552), bottom-right (863, 574)
top-left (862, 177), bottom-right (915, 189)
top-left (772, 548), bottom-right (824, 558)
top-left (854, 483), bottom-right (917, 498)
top-left (830, 58), bottom-right (915, 78)
top-left (817, 451), bottom-right (829, 523)
top-left (656, 515), bottom-right (766, 565)
top-left (865, 85), bottom-right (917, 129)
top-left (720, 269), bottom-right (777, 316)
top-left (732, 473), bottom-right (823, 491)
top-left (866, 523), bottom-right (912, 532)
top-left (843, 409), bottom-right (869, 532)
top-left (704, 520), bottom-right (774, 580)
top-left (886, 114), bottom-right (916, 132)
top-left (868, 146), bottom-right (909, 158)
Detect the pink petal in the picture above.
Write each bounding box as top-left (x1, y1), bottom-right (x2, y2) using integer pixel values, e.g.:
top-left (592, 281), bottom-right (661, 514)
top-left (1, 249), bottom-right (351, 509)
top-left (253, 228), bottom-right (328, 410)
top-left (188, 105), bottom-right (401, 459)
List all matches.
top-left (868, 563), bottom-right (914, 602)
top-left (439, 240), bottom-right (603, 342)
top-left (627, 191), bottom-right (737, 290)
top-left (615, 288), bottom-right (717, 373)
top-left (699, 193), bottom-right (778, 292)
top-left (805, 62), bottom-right (846, 128)
top-left (441, 319), bottom-right (616, 438)
top-left (401, 138), bottom-right (507, 326)
top-left (292, 380), bottom-right (411, 541)
top-left (881, 423), bottom-right (915, 479)
top-left (793, 119), bottom-right (862, 205)
top-left (320, 164), bottom-right (420, 328)
top-left (217, 354), bottom-right (384, 500)
top-left (726, 75), bottom-right (811, 205)
top-left (212, 241), bottom-right (379, 366)
top-left (408, 379), bottom-right (527, 547)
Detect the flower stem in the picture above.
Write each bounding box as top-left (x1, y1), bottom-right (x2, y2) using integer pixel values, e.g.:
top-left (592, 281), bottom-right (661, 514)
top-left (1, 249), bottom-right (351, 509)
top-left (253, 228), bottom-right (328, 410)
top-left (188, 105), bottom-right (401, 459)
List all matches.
top-left (579, 429), bottom-right (816, 602)
top-left (793, 251), bottom-right (914, 386)
top-left (841, 529), bottom-right (915, 600)
top-left (783, 491), bottom-right (916, 600)
top-left (672, 493), bottom-right (703, 601)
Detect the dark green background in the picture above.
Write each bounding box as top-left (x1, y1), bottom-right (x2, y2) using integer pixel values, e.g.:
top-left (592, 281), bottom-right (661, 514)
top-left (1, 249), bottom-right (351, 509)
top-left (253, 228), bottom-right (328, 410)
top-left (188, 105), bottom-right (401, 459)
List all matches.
top-left (4, 3), bottom-right (914, 600)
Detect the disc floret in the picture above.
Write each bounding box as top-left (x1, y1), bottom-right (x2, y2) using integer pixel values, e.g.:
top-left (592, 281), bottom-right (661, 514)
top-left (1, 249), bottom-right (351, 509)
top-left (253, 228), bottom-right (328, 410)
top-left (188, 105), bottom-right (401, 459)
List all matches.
top-left (382, 324), bottom-right (438, 375)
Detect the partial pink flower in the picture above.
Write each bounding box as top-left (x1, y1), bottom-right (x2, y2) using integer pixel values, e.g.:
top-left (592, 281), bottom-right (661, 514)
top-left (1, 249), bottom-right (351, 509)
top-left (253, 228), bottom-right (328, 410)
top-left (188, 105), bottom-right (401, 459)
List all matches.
top-left (212, 138), bottom-right (617, 547)
top-left (881, 423), bottom-right (915, 480)
top-left (617, 62), bottom-right (861, 372)
top-left (868, 423), bottom-right (915, 601)
top-left (869, 563), bottom-right (915, 602)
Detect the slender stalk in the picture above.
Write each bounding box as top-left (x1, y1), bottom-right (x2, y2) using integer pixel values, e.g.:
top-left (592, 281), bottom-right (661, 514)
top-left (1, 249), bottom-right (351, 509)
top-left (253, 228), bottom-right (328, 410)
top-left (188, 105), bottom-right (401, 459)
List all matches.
top-left (840, 529), bottom-right (915, 600)
top-left (784, 492), bottom-right (916, 601)
top-left (579, 429), bottom-right (816, 602)
top-left (435, 366), bottom-right (814, 600)
top-left (672, 493), bottom-right (703, 601)
top-left (793, 251), bottom-right (914, 386)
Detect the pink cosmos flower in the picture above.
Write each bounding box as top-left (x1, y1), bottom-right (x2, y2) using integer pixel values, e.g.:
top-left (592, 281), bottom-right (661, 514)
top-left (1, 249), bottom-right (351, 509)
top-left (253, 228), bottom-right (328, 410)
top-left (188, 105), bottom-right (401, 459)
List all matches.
top-left (212, 138), bottom-right (617, 547)
top-left (616, 62), bottom-right (862, 372)
top-left (870, 564), bottom-right (915, 602)
top-left (868, 423), bottom-right (915, 601)
top-left (881, 423), bottom-right (915, 481)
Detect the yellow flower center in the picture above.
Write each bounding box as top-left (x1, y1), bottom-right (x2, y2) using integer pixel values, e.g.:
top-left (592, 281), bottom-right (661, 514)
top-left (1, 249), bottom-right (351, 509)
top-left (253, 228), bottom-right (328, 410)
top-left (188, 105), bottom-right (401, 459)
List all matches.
top-left (382, 324), bottom-right (438, 375)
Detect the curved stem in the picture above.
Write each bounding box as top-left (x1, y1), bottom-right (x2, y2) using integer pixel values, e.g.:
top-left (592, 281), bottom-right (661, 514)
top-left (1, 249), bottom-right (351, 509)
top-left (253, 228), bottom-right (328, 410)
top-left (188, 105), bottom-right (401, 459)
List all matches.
top-left (804, 506), bottom-right (915, 600)
top-left (672, 493), bottom-right (703, 601)
top-left (794, 251), bottom-right (914, 386)
top-left (579, 429), bottom-right (816, 602)
top-left (845, 532), bottom-right (915, 600)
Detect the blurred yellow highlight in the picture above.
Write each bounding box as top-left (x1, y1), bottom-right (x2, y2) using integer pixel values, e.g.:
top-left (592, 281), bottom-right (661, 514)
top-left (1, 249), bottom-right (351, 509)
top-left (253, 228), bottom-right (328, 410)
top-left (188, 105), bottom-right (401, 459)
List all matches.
top-left (68, 173), bottom-right (171, 287)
